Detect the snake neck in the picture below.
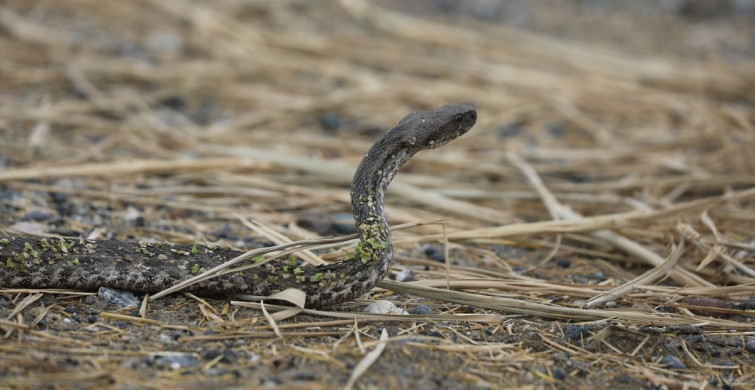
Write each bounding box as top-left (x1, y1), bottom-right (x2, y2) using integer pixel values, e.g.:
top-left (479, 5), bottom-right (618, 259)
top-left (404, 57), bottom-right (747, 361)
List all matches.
top-left (350, 140), bottom-right (414, 269)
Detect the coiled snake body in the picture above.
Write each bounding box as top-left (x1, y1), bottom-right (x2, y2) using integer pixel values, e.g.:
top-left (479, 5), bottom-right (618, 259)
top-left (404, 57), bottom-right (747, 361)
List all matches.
top-left (0, 105), bottom-right (477, 308)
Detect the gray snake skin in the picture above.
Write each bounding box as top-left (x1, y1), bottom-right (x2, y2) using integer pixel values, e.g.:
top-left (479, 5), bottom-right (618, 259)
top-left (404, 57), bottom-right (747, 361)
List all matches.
top-left (0, 105), bottom-right (477, 308)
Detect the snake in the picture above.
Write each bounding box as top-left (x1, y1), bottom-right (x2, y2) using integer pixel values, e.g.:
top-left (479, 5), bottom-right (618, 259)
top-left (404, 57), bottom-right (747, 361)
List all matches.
top-left (0, 104), bottom-right (477, 308)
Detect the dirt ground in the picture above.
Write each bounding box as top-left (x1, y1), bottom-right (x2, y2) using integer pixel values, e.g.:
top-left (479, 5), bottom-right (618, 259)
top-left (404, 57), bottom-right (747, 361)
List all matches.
top-left (1, 1), bottom-right (753, 389)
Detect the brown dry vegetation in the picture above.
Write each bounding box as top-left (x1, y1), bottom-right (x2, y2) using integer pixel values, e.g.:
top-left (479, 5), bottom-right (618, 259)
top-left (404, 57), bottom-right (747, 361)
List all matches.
top-left (0, 1), bottom-right (753, 389)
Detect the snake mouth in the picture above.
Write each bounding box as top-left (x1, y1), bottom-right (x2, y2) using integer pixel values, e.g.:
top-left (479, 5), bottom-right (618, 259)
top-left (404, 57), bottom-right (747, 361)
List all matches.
top-left (426, 127), bottom-right (472, 149)
top-left (426, 138), bottom-right (452, 149)
top-left (426, 128), bottom-right (471, 149)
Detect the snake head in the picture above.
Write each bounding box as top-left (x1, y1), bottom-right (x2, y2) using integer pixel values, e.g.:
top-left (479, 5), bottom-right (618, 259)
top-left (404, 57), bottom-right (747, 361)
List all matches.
top-left (396, 104), bottom-right (477, 151)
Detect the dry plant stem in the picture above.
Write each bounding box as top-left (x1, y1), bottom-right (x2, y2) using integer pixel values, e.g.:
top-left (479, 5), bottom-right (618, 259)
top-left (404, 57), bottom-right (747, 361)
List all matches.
top-left (502, 150), bottom-right (566, 269)
top-left (379, 280), bottom-right (750, 328)
top-left (584, 242), bottom-right (684, 307)
top-left (443, 223), bottom-right (450, 290)
top-left (231, 301), bottom-right (500, 324)
top-left (676, 222), bottom-right (755, 277)
top-left (344, 328), bottom-right (389, 390)
top-left (593, 230), bottom-right (712, 287)
top-left (405, 187), bottom-right (755, 243)
top-left (0, 157), bottom-right (258, 181)
top-left (236, 215), bottom-right (327, 266)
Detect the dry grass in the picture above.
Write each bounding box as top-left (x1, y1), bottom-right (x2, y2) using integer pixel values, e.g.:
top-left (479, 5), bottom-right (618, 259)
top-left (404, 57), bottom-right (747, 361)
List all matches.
top-left (0, 0), bottom-right (753, 389)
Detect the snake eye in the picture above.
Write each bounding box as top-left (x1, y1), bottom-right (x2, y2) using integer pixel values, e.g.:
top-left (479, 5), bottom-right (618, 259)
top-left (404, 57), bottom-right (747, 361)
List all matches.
top-left (454, 114), bottom-right (463, 122)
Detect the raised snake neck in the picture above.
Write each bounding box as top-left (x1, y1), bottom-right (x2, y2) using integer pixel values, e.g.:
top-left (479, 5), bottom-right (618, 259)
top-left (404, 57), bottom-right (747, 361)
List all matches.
top-left (0, 105), bottom-right (477, 308)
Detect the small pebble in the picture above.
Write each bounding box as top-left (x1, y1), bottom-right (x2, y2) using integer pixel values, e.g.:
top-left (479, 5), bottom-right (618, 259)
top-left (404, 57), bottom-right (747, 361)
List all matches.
top-left (154, 354), bottom-right (199, 370)
top-left (64, 357), bottom-right (80, 367)
top-left (571, 275), bottom-right (589, 284)
top-left (408, 305), bottom-right (435, 315)
top-left (564, 324), bottom-right (593, 340)
top-left (293, 372), bottom-right (317, 381)
top-left (159, 96), bottom-right (186, 110)
top-left (497, 121), bottom-right (525, 138)
top-left (745, 338), bottom-right (755, 354)
top-left (552, 367), bottom-right (566, 380)
top-left (8, 221), bottom-right (49, 235)
top-left (319, 112), bottom-right (342, 131)
top-left (490, 244), bottom-right (520, 258)
top-left (660, 355), bottom-right (686, 370)
top-left (617, 374), bottom-right (632, 383)
top-left (52, 192), bottom-right (69, 205)
top-left (203, 348), bottom-right (237, 364)
top-left (117, 206), bottom-right (141, 222)
top-left (364, 300), bottom-right (407, 315)
top-left (51, 178), bottom-right (76, 202)
top-left (604, 301), bottom-right (617, 308)
top-left (98, 287), bottom-right (140, 308)
top-left (134, 216), bottom-right (147, 227)
top-left (20, 210), bottom-right (54, 222)
top-left (673, 0), bottom-right (734, 19)
top-left (550, 352), bottom-right (570, 362)
top-left (545, 122), bottom-right (567, 137)
top-left (296, 212), bottom-right (334, 235)
top-left (146, 31), bottom-right (185, 57)
top-left (332, 213), bottom-right (357, 234)
top-left (208, 224), bottom-right (233, 239)
top-left (423, 245), bottom-right (446, 262)
top-left (676, 324), bottom-right (702, 334)
top-left (555, 258), bottom-right (571, 268)
top-left (395, 268), bottom-right (415, 282)
top-left (736, 301), bottom-right (755, 310)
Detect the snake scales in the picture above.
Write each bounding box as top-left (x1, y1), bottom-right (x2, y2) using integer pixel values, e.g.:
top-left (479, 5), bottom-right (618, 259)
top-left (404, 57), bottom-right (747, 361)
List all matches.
top-left (0, 105), bottom-right (477, 308)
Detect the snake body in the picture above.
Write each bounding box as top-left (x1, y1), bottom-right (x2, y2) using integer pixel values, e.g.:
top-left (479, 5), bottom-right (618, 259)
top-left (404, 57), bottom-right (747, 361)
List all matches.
top-left (0, 105), bottom-right (477, 308)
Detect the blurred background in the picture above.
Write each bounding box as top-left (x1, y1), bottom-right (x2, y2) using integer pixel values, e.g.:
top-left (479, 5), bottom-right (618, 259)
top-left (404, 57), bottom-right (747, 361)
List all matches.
top-left (1, 0), bottom-right (752, 230)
